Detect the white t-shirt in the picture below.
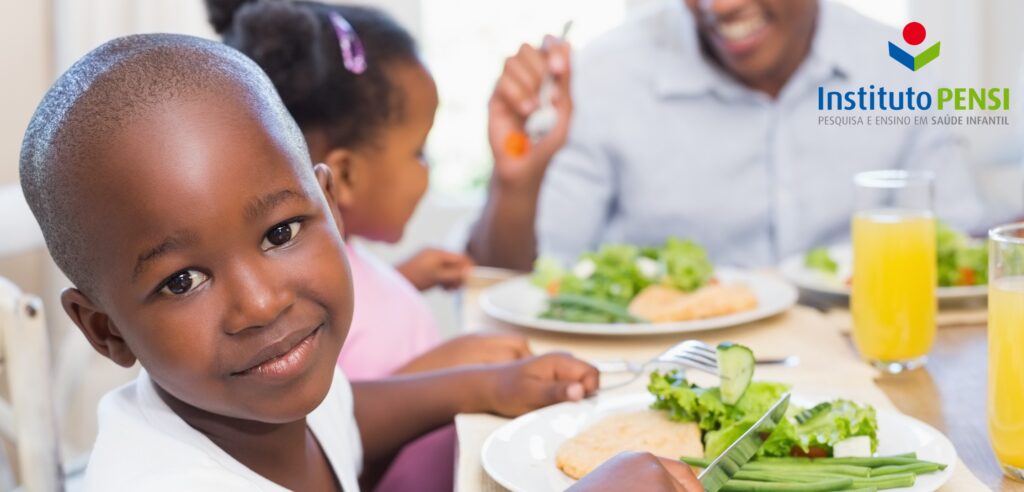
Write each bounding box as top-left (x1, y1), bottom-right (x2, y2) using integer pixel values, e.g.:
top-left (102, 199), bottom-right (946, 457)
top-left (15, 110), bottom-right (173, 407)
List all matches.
top-left (85, 368), bottom-right (363, 491)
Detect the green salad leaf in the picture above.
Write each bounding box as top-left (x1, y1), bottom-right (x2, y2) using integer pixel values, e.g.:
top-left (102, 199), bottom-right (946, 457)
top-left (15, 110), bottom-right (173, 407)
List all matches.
top-left (661, 238), bottom-right (714, 292)
top-left (935, 221), bottom-right (987, 287)
top-left (803, 221), bottom-right (987, 287)
top-left (804, 247), bottom-right (839, 274)
top-left (531, 238), bottom-right (714, 323)
top-left (648, 370), bottom-right (878, 458)
top-left (790, 399), bottom-right (879, 454)
top-left (530, 257), bottom-right (566, 290)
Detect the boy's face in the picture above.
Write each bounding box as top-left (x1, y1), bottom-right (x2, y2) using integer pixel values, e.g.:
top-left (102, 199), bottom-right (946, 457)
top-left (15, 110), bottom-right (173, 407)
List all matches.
top-left (66, 92), bottom-right (353, 423)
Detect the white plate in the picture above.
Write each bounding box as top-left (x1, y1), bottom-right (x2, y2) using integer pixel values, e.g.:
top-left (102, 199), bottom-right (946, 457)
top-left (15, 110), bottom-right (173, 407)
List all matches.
top-left (479, 268), bottom-right (798, 336)
top-left (481, 392), bottom-right (956, 492)
top-left (779, 245), bottom-right (987, 300)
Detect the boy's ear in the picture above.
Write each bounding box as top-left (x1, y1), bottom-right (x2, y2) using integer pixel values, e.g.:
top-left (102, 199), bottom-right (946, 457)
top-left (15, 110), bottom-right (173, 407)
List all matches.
top-left (321, 147), bottom-right (358, 211)
top-left (314, 163), bottom-right (346, 236)
top-left (60, 288), bottom-right (136, 368)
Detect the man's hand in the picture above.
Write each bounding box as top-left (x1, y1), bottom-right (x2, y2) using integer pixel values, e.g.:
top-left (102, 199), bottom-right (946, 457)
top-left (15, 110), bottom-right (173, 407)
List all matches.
top-left (488, 36), bottom-right (573, 191)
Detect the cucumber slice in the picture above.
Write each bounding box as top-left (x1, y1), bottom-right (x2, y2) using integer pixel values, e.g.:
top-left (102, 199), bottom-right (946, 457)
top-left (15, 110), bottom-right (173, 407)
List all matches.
top-left (717, 342), bottom-right (755, 404)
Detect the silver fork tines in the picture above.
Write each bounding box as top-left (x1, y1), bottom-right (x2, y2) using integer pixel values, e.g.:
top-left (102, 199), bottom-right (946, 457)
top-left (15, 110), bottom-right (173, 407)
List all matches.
top-left (595, 339), bottom-right (721, 393)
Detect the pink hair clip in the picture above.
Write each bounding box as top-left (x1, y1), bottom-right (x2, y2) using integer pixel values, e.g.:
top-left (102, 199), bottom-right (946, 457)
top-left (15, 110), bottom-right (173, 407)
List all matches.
top-left (328, 11), bottom-right (367, 75)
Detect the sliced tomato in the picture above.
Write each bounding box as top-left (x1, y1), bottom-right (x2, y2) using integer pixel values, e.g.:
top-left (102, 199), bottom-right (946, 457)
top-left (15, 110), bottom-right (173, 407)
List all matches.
top-left (791, 446), bottom-right (829, 458)
top-left (958, 267), bottom-right (977, 286)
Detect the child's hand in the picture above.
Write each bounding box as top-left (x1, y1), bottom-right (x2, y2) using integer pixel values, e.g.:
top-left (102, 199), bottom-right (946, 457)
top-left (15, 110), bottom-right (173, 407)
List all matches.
top-left (484, 352), bottom-right (598, 417)
top-left (395, 334), bottom-right (533, 374)
top-left (487, 36), bottom-right (573, 191)
top-left (568, 452), bottom-right (704, 492)
top-left (397, 247), bottom-right (474, 291)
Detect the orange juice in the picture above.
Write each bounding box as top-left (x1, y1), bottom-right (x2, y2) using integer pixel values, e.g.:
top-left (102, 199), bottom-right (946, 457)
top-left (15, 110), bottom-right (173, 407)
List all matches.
top-left (989, 277), bottom-right (1024, 470)
top-left (851, 210), bottom-right (936, 363)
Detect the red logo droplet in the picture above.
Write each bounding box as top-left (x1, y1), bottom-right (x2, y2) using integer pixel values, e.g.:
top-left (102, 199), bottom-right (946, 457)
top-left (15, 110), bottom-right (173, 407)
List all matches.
top-left (903, 22), bottom-right (926, 46)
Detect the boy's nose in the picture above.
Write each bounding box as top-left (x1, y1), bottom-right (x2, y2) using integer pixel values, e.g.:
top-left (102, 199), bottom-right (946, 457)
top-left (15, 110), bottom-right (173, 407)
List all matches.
top-left (222, 260), bottom-right (296, 334)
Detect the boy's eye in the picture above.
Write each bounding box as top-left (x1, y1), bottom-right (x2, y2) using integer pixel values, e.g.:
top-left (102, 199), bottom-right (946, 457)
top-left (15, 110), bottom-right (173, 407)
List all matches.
top-left (160, 270), bottom-right (209, 296)
top-left (261, 220), bottom-right (303, 251)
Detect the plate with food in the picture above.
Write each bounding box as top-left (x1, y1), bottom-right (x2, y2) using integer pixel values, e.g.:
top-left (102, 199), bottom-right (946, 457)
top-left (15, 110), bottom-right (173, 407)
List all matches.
top-left (780, 222), bottom-right (987, 300)
top-left (481, 344), bottom-right (956, 492)
top-left (480, 239), bottom-right (798, 335)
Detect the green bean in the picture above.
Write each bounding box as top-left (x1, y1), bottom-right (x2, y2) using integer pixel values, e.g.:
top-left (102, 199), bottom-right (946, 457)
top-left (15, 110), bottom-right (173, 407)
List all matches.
top-left (871, 462), bottom-right (946, 475)
top-left (720, 477), bottom-right (853, 491)
top-left (752, 455), bottom-right (922, 468)
top-left (850, 473), bottom-right (917, 490)
top-left (742, 462), bottom-right (872, 477)
top-left (680, 456), bottom-right (711, 468)
top-left (546, 294), bottom-right (645, 322)
top-left (733, 471), bottom-right (837, 483)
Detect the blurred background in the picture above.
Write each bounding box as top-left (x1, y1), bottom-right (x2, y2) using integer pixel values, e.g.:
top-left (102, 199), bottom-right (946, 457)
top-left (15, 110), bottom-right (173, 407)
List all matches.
top-left (0, 0), bottom-right (1021, 488)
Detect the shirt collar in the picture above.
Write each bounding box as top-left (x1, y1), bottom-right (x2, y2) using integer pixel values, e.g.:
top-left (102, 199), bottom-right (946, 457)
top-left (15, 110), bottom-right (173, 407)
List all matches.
top-left (653, 2), bottom-right (722, 98)
top-left (807, 0), bottom-right (856, 81)
top-left (654, 0), bottom-right (852, 100)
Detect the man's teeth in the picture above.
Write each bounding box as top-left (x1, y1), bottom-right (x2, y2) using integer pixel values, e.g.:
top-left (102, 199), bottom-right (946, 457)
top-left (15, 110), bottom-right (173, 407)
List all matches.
top-left (717, 16), bottom-right (767, 41)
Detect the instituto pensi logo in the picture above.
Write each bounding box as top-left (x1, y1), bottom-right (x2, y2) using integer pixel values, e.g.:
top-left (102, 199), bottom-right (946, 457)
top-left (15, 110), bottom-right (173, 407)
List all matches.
top-left (888, 22), bottom-right (940, 71)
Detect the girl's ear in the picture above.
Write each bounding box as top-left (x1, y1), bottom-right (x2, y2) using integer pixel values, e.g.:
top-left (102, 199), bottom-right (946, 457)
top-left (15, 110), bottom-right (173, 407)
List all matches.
top-left (321, 148), bottom-right (358, 212)
top-left (61, 288), bottom-right (137, 368)
top-left (314, 163), bottom-right (346, 236)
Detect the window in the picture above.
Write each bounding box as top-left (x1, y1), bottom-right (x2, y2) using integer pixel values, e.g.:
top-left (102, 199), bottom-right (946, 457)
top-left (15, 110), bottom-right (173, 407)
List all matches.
top-left (420, 0), bottom-right (628, 195)
top-left (831, 0), bottom-right (910, 27)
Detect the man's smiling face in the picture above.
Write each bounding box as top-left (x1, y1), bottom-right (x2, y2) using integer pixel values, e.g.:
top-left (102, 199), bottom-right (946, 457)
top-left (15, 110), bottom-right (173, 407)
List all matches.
top-left (685, 0), bottom-right (817, 93)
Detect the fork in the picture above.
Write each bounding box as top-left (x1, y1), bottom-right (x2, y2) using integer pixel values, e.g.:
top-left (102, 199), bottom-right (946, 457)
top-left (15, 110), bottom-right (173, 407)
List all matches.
top-left (594, 340), bottom-right (799, 393)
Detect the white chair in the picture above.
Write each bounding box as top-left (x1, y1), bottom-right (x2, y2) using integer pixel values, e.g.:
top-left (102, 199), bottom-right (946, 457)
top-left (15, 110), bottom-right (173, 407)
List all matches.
top-left (0, 276), bottom-right (63, 492)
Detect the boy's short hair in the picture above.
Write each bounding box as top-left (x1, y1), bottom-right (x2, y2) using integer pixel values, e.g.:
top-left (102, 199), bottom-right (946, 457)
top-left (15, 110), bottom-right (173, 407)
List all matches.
top-left (19, 33), bottom-right (304, 296)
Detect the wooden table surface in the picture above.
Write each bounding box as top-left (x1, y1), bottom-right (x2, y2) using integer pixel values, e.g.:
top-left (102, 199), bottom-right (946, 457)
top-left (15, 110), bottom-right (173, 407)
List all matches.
top-left (461, 271), bottom-right (1023, 491)
top-left (875, 323), bottom-right (1023, 491)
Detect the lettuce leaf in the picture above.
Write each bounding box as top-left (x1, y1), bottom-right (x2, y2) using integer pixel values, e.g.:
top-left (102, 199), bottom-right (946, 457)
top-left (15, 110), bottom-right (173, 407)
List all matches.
top-left (792, 400), bottom-right (878, 454)
top-left (534, 238), bottom-right (714, 322)
top-left (648, 371), bottom-right (878, 458)
top-left (804, 247), bottom-right (839, 274)
top-left (660, 238), bottom-right (714, 292)
top-left (530, 256), bottom-right (566, 289)
top-left (935, 221), bottom-right (987, 287)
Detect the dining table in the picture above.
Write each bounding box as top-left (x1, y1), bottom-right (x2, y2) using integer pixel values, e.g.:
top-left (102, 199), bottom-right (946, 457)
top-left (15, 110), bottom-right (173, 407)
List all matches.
top-left (451, 268), bottom-right (1023, 492)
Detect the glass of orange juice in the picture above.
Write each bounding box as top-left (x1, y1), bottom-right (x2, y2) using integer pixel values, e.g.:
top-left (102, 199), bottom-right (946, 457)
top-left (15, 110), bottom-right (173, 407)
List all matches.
top-left (850, 170), bottom-right (936, 374)
top-left (988, 223), bottom-right (1024, 480)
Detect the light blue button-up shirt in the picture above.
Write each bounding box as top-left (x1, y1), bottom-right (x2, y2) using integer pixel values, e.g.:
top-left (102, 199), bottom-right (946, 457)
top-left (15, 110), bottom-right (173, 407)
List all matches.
top-left (537, 0), bottom-right (987, 267)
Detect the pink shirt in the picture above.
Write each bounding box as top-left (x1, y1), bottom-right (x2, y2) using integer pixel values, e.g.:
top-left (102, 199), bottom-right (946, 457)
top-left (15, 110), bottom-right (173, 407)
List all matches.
top-left (337, 242), bottom-right (442, 380)
top-left (338, 242), bottom-right (455, 492)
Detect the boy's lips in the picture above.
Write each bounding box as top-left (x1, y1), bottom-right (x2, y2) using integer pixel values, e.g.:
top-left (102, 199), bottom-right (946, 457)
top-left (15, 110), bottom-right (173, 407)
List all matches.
top-left (233, 323), bottom-right (324, 379)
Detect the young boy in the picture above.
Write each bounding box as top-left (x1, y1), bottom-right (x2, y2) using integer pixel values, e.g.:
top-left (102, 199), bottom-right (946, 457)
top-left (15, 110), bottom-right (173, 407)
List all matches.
top-left (19, 34), bottom-right (700, 491)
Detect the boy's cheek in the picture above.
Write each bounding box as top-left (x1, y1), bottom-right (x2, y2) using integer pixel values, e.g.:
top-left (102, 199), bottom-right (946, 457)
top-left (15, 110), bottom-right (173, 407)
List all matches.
top-left (293, 228), bottom-right (353, 336)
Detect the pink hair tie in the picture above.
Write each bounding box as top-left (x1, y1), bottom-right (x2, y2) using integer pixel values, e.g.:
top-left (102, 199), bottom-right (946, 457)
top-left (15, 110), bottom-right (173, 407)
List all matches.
top-left (328, 11), bottom-right (367, 74)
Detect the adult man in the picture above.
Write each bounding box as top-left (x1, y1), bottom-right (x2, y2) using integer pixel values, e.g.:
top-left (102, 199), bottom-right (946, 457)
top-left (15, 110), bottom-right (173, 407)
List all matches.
top-left (471, 0), bottom-right (985, 269)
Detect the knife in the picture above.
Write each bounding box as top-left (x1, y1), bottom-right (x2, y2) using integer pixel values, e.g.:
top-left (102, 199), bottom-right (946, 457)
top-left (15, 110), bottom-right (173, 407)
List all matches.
top-left (697, 393), bottom-right (791, 492)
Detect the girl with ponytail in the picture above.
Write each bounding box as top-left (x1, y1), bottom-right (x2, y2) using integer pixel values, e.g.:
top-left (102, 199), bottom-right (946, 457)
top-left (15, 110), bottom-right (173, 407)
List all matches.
top-left (204, 1), bottom-right (572, 490)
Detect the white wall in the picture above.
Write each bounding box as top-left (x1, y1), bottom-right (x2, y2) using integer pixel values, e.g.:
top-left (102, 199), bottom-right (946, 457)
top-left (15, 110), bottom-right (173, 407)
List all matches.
top-left (0, 1), bottom-right (51, 186)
